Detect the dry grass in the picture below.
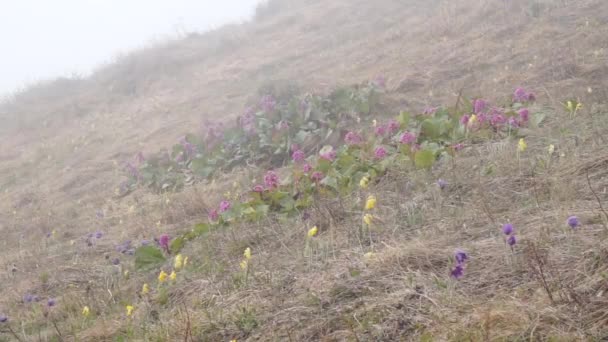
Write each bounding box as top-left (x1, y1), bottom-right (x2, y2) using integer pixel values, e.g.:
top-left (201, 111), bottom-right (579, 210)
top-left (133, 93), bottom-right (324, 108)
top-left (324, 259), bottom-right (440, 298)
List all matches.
top-left (2, 0), bottom-right (608, 340)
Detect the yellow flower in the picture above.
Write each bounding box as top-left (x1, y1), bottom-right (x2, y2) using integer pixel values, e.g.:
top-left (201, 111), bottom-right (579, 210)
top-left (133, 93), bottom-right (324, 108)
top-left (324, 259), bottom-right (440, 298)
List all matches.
top-left (468, 114), bottom-right (478, 125)
top-left (566, 100), bottom-right (574, 112)
top-left (123, 270), bottom-right (129, 278)
top-left (518, 138), bottom-right (527, 152)
top-left (372, 119), bottom-right (378, 127)
top-left (359, 176), bottom-right (369, 189)
top-left (158, 270), bottom-right (168, 283)
top-left (365, 195), bottom-right (377, 210)
top-left (363, 214), bottom-right (373, 225)
top-left (548, 144), bottom-right (555, 155)
top-left (364, 252), bottom-right (376, 261)
top-left (183, 256), bottom-right (189, 267)
top-left (240, 260), bottom-right (248, 270)
top-left (82, 306), bottom-right (90, 317)
top-left (174, 254), bottom-right (184, 271)
top-left (308, 226), bottom-right (318, 238)
top-left (126, 305), bottom-right (134, 317)
top-left (575, 102), bottom-right (583, 111)
top-left (142, 283), bottom-right (150, 295)
top-left (244, 247), bottom-right (252, 260)
top-left (169, 271), bottom-right (177, 281)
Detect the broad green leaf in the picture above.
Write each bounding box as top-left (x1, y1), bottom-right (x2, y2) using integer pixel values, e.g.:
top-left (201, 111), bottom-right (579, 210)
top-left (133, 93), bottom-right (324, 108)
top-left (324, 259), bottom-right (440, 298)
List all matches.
top-left (320, 176), bottom-right (339, 190)
top-left (531, 112), bottom-right (546, 127)
top-left (170, 236), bottom-right (185, 253)
top-left (421, 119), bottom-right (441, 140)
top-left (398, 111), bottom-right (410, 128)
top-left (414, 149), bottom-right (435, 169)
top-left (134, 246), bottom-right (166, 271)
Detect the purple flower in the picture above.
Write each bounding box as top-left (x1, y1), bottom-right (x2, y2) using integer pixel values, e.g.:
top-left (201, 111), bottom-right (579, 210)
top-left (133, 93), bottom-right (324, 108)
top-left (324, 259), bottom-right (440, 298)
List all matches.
top-left (219, 200), bottom-right (231, 213)
top-left (141, 240), bottom-right (150, 246)
top-left (320, 149), bottom-right (336, 161)
top-left (451, 264), bottom-right (464, 279)
top-left (387, 120), bottom-right (400, 134)
top-left (159, 234), bottom-right (170, 251)
top-left (507, 235), bottom-right (517, 247)
top-left (502, 223), bottom-right (514, 235)
top-left (0, 315), bottom-right (7, 323)
top-left (513, 87), bottom-right (535, 103)
top-left (134, 151), bottom-right (145, 164)
top-left (260, 95), bottom-right (276, 112)
top-left (374, 146), bottom-right (387, 159)
top-left (311, 171), bottom-right (324, 182)
top-left (400, 132), bottom-right (416, 145)
top-left (239, 107), bottom-right (257, 134)
top-left (292, 150), bottom-right (305, 163)
top-left (179, 136), bottom-right (197, 158)
top-left (437, 179), bottom-right (448, 190)
top-left (302, 211), bottom-right (311, 221)
top-left (567, 216), bottom-right (580, 229)
top-left (47, 298), bottom-right (57, 307)
top-left (460, 115), bottom-right (470, 126)
top-left (264, 171), bottom-right (279, 189)
top-left (518, 108), bottom-right (530, 122)
top-left (473, 99), bottom-right (487, 114)
top-left (125, 162), bottom-right (140, 179)
top-left (454, 250), bottom-right (468, 264)
top-left (24, 294), bottom-right (36, 303)
top-left (253, 185), bottom-right (264, 193)
top-left (303, 163), bottom-right (313, 173)
top-left (344, 131), bottom-right (363, 145)
top-left (117, 240), bottom-right (133, 254)
top-left (112, 258), bottom-right (120, 265)
top-left (95, 231), bottom-right (103, 239)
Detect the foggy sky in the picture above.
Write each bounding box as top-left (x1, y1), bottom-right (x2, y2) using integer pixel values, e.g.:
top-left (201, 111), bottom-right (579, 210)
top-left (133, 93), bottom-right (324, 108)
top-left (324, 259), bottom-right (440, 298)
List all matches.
top-left (0, 0), bottom-right (261, 96)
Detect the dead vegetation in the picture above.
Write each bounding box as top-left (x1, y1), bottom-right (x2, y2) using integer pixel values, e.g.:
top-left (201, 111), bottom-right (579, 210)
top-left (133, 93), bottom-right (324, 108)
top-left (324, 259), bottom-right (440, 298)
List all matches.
top-left (2, 0), bottom-right (608, 340)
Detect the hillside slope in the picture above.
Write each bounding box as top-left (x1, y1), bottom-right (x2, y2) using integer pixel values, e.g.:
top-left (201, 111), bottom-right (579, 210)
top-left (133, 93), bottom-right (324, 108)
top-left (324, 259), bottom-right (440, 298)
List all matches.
top-left (1, 0), bottom-right (608, 340)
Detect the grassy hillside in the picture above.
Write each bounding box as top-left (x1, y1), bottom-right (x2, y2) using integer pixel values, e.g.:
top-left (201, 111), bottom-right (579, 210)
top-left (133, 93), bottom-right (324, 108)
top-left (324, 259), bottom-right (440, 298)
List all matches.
top-left (1, 0), bottom-right (608, 340)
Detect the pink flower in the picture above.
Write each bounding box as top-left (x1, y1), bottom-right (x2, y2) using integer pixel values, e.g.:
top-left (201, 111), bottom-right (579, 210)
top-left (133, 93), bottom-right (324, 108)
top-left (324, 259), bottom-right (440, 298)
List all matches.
top-left (387, 120), bottom-right (400, 134)
top-left (424, 107), bottom-right (439, 115)
top-left (513, 87), bottom-right (535, 102)
top-left (277, 120), bottom-right (290, 130)
top-left (473, 99), bottom-right (487, 114)
top-left (460, 115), bottom-right (470, 126)
top-left (399, 132), bottom-right (416, 144)
top-left (264, 171), bottom-right (279, 189)
top-left (452, 143), bottom-right (464, 151)
top-left (253, 185), bottom-right (264, 193)
top-left (372, 75), bottom-right (386, 88)
top-left (490, 113), bottom-right (507, 127)
top-left (303, 163), bottom-right (313, 173)
top-left (518, 108), bottom-right (530, 122)
top-left (219, 200), bottom-right (231, 213)
top-left (311, 171), bottom-right (324, 182)
top-left (208, 209), bottom-right (219, 222)
top-left (159, 234), bottom-right (170, 252)
top-left (374, 146), bottom-right (388, 159)
top-left (320, 149), bottom-right (336, 161)
top-left (292, 150), bottom-right (305, 162)
top-left (374, 125), bottom-right (388, 137)
top-left (508, 117), bottom-right (520, 128)
top-left (344, 131), bottom-right (363, 145)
